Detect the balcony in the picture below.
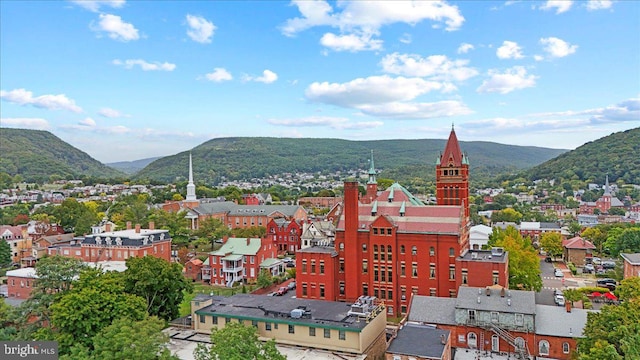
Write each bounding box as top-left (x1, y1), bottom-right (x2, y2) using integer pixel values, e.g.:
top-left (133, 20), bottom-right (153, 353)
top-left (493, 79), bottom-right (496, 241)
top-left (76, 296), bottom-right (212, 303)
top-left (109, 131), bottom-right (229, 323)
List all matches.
top-left (222, 266), bottom-right (243, 273)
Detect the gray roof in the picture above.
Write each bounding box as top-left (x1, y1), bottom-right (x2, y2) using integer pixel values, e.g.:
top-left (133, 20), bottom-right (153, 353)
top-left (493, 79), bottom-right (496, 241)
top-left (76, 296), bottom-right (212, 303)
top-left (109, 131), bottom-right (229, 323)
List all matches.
top-left (456, 287), bottom-right (536, 315)
top-left (195, 294), bottom-right (372, 331)
top-left (387, 324), bottom-right (449, 359)
top-left (407, 296), bottom-right (456, 325)
top-left (297, 246), bottom-right (338, 255)
top-left (535, 305), bottom-right (596, 338)
top-left (621, 253), bottom-right (640, 265)
top-left (194, 202), bottom-right (305, 218)
top-left (458, 249), bottom-right (508, 263)
top-left (81, 229), bottom-right (171, 247)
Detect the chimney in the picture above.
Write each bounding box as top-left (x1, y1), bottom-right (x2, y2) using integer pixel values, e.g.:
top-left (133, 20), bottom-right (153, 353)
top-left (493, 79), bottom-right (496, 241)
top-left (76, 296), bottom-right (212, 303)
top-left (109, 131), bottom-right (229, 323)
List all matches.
top-left (135, 224), bottom-right (141, 233)
top-left (247, 238), bottom-right (250, 246)
top-left (565, 301), bottom-right (572, 313)
top-left (149, 221), bottom-right (155, 230)
top-left (105, 223), bottom-right (111, 232)
top-left (486, 287), bottom-right (491, 296)
top-left (343, 181), bottom-right (360, 300)
top-left (501, 287), bottom-right (506, 297)
top-left (126, 221), bottom-right (132, 230)
top-left (440, 334), bottom-right (446, 345)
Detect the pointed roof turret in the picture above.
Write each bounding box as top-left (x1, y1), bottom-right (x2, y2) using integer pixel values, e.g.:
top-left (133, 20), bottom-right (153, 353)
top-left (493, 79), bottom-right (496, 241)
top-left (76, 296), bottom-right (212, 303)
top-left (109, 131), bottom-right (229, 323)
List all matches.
top-left (186, 152), bottom-right (197, 201)
top-left (439, 126), bottom-right (464, 167)
top-left (604, 174), bottom-right (611, 195)
top-left (367, 150), bottom-right (377, 185)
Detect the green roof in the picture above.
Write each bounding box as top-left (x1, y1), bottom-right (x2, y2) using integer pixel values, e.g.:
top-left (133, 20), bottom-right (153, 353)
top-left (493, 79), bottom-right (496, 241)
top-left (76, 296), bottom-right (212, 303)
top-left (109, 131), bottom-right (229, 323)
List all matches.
top-left (222, 254), bottom-right (243, 261)
top-left (260, 258), bottom-right (281, 267)
top-left (388, 182), bottom-right (424, 206)
top-left (211, 237), bottom-right (262, 256)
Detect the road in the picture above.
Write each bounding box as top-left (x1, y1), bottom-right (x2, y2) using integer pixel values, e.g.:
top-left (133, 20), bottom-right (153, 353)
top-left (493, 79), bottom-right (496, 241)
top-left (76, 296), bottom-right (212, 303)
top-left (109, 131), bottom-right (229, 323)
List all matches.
top-left (536, 259), bottom-right (570, 306)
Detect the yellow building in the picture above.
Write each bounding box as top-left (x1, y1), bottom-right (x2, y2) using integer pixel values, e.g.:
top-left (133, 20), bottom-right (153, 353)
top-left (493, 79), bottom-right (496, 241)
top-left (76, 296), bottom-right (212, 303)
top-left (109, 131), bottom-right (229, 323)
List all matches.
top-left (192, 294), bottom-right (387, 357)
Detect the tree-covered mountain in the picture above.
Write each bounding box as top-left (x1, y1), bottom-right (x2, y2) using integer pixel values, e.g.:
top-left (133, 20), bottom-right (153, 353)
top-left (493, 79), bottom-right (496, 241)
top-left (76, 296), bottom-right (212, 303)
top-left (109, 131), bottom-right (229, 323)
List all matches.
top-left (134, 137), bottom-right (567, 185)
top-left (107, 157), bottom-right (161, 175)
top-left (526, 127), bottom-right (640, 184)
top-left (0, 128), bottom-right (125, 182)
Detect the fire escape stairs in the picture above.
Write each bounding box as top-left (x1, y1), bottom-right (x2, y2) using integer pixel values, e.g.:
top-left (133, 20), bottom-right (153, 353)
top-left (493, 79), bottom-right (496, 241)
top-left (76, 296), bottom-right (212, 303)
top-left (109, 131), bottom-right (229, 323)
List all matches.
top-left (488, 323), bottom-right (531, 360)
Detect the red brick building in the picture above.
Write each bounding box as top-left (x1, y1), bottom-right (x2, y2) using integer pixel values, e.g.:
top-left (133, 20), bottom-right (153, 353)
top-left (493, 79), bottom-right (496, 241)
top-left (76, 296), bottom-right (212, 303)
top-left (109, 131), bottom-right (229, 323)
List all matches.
top-left (621, 253), bottom-right (640, 279)
top-left (5, 267), bottom-right (37, 300)
top-left (203, 237), bottom-right (279, 286)
top-left (266, 218), bottom-right (302, 254)
top-left (296, 128), bottom-right (508, 318)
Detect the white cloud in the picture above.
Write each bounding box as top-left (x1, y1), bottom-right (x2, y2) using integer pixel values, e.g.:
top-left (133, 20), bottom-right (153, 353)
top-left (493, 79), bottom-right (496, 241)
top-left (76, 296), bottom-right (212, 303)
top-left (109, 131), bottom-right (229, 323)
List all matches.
top-left (69, 0), bottom-right (125, 12)
top-left (204, 68), bottom-right (233, 82)
top-left (78, 117), bottom-right (97, 127)
top-left (112, 59), bottom-right (176, 71)
top-left (399, 33), bottom-right (412, 44)
top-left (496, 41), bottom-right (524, 59)
top-left (380, 53), bottom-right (478, 81)
top-left (534, 55), bottom-right (544, 61)
top-left (320, 32), bottom-right (383, 52)
top-left (92, 14), bottom-right (139, 42)
top-left (0, 117), bottom-right (50, 130)
top-left (244, 70), bottom-right (278, 84)
top-left (477, 66), bottom-right (537, 94)
top-left (98, 107), bottom-right (128, 118)
top-left (539, 0), bottom-right (573, 14)
top-left (457, 42), bottom-right (474, 54)
top-left (186, 14), bottom-right (216, 44)
top-left (531, 97), bottom-right (640, 124)
top-left (540, 37), bottom-right (578, 58)
top-left (306, 75), bottom-right (452, 108)
top-left (0, 88), bottom-right (83, 112)
top-left (357, 100), bottom-right (473, 119)
top-left (586, 0), bottom-right (612, 10)
top-left (267, 116), bottom-right (383, 130)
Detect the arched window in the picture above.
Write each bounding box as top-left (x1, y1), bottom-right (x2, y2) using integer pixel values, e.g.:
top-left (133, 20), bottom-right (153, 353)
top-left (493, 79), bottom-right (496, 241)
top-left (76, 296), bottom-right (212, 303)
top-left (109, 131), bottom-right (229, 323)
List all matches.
top-left (339, 243), bottom-right (344, 251)
top-left (412, 246), bottom-right (417, 255)
top-left (562, 342), bottom-right (570, 354)
top-left (515, 337), bottom-right (525, 350)
top-left (467, 332), bottom-right (477, 348)
top-left (539, 340), bottom-right (550, 356)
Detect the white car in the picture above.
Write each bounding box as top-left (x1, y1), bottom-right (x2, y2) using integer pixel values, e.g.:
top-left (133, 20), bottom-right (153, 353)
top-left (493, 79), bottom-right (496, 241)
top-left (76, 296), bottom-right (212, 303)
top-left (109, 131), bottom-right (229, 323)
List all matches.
top-left (554, 269), bottom-right (564, 277)
top-left (555, 295), bottom-right (565, 306)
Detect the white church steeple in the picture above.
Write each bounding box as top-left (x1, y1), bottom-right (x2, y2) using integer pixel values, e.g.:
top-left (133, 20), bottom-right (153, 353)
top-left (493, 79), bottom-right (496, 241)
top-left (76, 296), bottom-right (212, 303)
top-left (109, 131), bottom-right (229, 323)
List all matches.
top-left (186, 152), bottom-right (197, 201)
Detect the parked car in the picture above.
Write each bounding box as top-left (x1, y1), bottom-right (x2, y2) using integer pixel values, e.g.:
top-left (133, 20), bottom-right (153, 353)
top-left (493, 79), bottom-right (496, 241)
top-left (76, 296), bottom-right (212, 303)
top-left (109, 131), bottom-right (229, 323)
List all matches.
top-left (554, 268), bottom-right (564, 277)
top-left (597, 278), bottom-right (617, 290)
top-left (282, 257), bottom-right (293, 263)
top-left (286, 262), bottom-right (295, 268)
top-left (602, 261), bottom-right (616, 269)
top-left (584, 264), bottom-right (595, 273)
top-left (555, 295), bottom-right (565, 306)
top-left (554, 289), bottom-right (564, 297)
top-left (276, 287), bottom-right (288, 296)
top-left (287, 281), bottom-right (296, 290)
top-left (592, 257), bottom-right (602, 265)
top-left (545, 256), bottom-right (552, 263)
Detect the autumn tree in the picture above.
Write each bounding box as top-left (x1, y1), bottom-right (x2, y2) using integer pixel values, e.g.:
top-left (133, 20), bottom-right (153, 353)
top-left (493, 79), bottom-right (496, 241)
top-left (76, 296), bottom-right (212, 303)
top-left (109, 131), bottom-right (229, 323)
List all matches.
top-left (491, 208), bottom-right (523, 223)
top-left (540, 232), bottom-right (563, 259)
top-left (193, 322), bottom-right (285, 360)
top-left (122, 256), bottom-right (193, 321)
top-left (488, 226), bottom-right (542, 291)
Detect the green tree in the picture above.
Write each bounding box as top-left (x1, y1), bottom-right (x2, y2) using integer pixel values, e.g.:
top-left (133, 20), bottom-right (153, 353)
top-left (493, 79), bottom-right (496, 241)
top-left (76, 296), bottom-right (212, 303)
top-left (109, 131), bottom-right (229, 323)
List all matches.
top-left (257, 269), bottom-right (273, 289)
top-left (123, 256), bottom-right (193, 321)
top-left (35, 256), bottom-right (87, 294)
top-left (488, 226), bottom-right (542, 291)
top-left (148, 208), bottom-right (191, 244)
top-left (581, 227), bottom-right (607, 254)
top-left (65, 316), bottom-right (179, 360)
top-left (0, 239), bottom-right (11, 266)
top-left (616, 277), bottom-right (640, 302)
top-left (612, 227), bottom-right (640, 256)
top-left (568, 221), bottom-right (583, 237)
top-left (540, 232), bottom-right (563, 259)
top-left (608, 207), bottom-right (626, 216)
top-left (194, 218), bottom-right (231, 241)
top-left (491, 208), bottom-right (523, 223)
top-left (193, 322), bottom-right (286, 360)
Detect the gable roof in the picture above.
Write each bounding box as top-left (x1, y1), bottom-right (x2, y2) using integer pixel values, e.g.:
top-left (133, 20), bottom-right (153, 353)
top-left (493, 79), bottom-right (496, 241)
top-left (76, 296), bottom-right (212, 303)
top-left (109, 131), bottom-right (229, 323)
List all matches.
top-left (563, 236), bottom-right (596, 250)
top-left (621, 253), bottom-right (640, 265)
top-left (211, 237), bottom-right (262, 256)
top-left (387, 324), bottom-right (449, 359)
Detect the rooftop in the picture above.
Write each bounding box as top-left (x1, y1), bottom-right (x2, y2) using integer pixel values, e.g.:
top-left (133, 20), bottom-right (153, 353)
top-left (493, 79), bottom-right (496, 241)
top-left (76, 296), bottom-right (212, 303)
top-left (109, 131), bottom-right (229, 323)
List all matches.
top-left (458, 249), bottom-right (508, 263)
top-left (211, 238), bottom-right (262, 256)
top-left (456, 287), bottom-right (536, 315)
top-left (534, 305), bottom-right (595, 338)
top-left (407, 296), bottom-right (457, 325)
top-left (621, 253), bottom-right (640, 265)
top-left (387, 324), bottom-right (449, 359)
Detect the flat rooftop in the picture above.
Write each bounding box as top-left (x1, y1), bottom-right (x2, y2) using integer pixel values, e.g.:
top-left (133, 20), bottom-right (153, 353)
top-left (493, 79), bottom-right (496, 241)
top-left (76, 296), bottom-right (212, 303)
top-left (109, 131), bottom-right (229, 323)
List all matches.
top-left (458, 249), bottom-right (508, 263)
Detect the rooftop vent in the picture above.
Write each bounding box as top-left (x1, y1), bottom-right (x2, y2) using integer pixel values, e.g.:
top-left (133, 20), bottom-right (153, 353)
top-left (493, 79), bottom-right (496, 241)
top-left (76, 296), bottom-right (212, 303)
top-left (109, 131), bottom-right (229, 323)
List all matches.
top-left (507, 299), bottom-right (512, 306)
top-left (491, 247), bottom-right (504, 256)
top-left (290, 309), bottom-right (304, 319)
top-left (471, 252), bottom-right (478, 259)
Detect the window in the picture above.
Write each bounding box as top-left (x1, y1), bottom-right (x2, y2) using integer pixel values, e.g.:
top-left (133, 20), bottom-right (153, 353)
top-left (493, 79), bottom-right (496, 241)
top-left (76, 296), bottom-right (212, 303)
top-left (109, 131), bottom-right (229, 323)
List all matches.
top-left (380, 268), bottom-right (385, 282)
top-left (320, 261), bottom-right (325, 274)
top-left (430, 263), bottom-right (436, 278)
top-left (468, 310), bottom-right (476, 321)
top-left (400, 262), bottom-right (406, 276)
top-left (401, 305), bottom-right (407, 314)
top-left (412, 263), bottom-right (418, 277)
top-left (388, 266), bottom-right (393, 280)
top-left (302, 283), bottom-right (308, 296)
top-left (373, 245), bottom-right (378, 260)
top-left (412, 246), bottom-right (417, 255)
top-left (339, 258), bottom-right (344, 272)
top-left (449, 247), bottom-right (455, 256)
top-left (515, 314), bottom-right (524, 326)
top-left (252, 320), bottom-right (258, 328)
top-left (387, 228), bottom-right (392, 235)
top-left (462, 269), bottom-right (468, 285)
top-left (320, 285), bottom-right (325, 298)
top-left (539, 340), bottom-right (550, 356)
top-left (339, 282), bottom-right (345, 295)
top-left (288, 324), bottom-right (295, 334)
top-left (380, 289), bottom-right (386, 299)
top-left (362, 284), bottom-right (368, 296)
top-left (401, 287), bottom-right (406, 301)
top-left (339, 330), bottom-right (346, 340)
top-left (388, 289), bottom-right (393, 300)
top-left (563, 342), bottom-right (570, 354)
top-left (430, 246), bottom-right (435, 256)
top-left (362, 243), bottom-right (367, 252)
top-left (515, 337), bottom-right (525, 349)
top-left (339, 243), bottom-right (344, 251)
top-left (491, 312), bottom-right (499, 323)
top-left (493, 271), bottom-right (499, 285)
top-left (225, 317), bottom-right (231, 324)
top-left (373, 228), bottom-right (378, 235)
top-left (199, 315), bottom-right (205, 323)
top-left (387, 245), bottom-right (392, 261)
top-left (309, 327), bottom-right (316, 337)
top-left (311, 260), bottom-right (316, 273)
top-left (324, 329), bottom-right (331, 338)
top-left (374, 267), bottom-right (379, 281)
top-left (374, 288), bottom-right (379, 298)
top-left (468, 333), bottom-right (478, 348)
top-left (265, 322), bottom-right (271, 331)
top-left (362, 260), bottom-right (368, 274)
top-left (212, 316), bottom-right (218, 324)
top-left (400, 245), bottom-right (405, 254)
top-left (302, 260), bottom-right (307, 273)
top-left (449, 265), bottom-right (455, 280)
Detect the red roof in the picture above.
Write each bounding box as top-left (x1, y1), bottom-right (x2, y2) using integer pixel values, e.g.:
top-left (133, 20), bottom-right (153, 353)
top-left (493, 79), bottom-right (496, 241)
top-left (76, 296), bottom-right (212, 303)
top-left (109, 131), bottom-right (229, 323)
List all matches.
top-left (562, 236), bottom-right (596, 250)
top-left (440, 128), bottom-right (464, 167)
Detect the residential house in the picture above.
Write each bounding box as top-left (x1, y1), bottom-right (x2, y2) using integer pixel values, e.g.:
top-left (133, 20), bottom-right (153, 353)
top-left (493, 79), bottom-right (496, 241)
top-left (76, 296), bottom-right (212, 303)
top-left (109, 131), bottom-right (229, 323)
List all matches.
top-left (386, 324), bottom-right (451, 360)
top-left (184, 258), bottom-right (203, 282)
top-left (300, 220), bottom-right (335, 249)
top-left (620, 253), bottom-right (640, 279)
top-left (266, 218), bottom-right (303, 254)
top-left (563, 236), bottom-right (596, 266)
top-left (0, 225), bottom-right (31, 264)
top-left (5, 267), bottom-right (37, 300)
top-left (203, 237), bottom-right (278, 287)
top-left (191, 293), bottom-right (387, 357)
top-left (406, 286), bottom-right (594, 360)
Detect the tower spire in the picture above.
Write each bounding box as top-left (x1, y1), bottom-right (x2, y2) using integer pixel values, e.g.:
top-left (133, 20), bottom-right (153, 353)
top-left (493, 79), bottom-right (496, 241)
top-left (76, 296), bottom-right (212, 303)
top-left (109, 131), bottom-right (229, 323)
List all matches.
top-left (186, 152), bottom-right (197, 201)
top-left (604, 174), bottom-right (611, 195)
top-left (367, 150), bottom-right (377, 185)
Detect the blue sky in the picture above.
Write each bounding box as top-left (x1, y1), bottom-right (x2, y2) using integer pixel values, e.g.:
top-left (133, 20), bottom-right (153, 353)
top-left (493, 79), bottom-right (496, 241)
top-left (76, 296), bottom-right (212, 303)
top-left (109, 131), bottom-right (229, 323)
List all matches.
top-left (1, 0), bottom-right (638, 163)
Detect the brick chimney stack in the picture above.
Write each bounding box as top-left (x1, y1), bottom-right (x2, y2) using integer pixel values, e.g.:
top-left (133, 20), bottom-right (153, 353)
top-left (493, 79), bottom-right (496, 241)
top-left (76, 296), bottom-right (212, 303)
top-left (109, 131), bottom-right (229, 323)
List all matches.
top-left (149, 221), bottom-right (155, 230)
top-left (135, 224), bottom-right (141, 233)
top-left (105, 223), bottom-right (111, 232)
top-left (126, 221), bottom-right (132, 230)
top-left (343, 181), bottom-right (360, 301)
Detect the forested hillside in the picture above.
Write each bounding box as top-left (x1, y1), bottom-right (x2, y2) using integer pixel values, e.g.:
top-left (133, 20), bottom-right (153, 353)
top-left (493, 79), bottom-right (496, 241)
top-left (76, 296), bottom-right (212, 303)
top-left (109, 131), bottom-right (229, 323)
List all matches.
top-left (526, 127), bottom-right (640, 184)
top-left (0, 128), bottom-right (125, 182)
top-left (107, 157), bottom-right (161, 175)
top-left (134, 137), bottom-right (566, 184)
